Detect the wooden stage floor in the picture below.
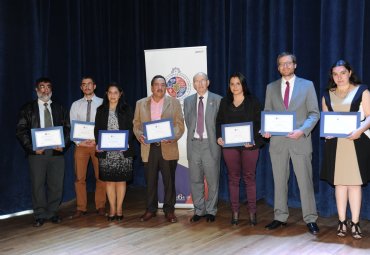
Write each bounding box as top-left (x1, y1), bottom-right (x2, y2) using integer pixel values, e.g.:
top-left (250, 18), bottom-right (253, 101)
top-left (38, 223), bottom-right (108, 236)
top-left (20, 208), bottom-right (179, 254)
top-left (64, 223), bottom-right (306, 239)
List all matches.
top-left (1, 186), bottom-right (370, 255)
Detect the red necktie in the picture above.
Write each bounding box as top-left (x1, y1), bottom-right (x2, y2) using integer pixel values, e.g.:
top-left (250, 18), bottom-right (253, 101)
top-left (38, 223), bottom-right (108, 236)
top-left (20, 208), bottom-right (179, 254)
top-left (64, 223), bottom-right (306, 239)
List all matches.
top-left (196, 96), bottom-right (204, 139)
top-left (284, 81), bottom-right (290, 109)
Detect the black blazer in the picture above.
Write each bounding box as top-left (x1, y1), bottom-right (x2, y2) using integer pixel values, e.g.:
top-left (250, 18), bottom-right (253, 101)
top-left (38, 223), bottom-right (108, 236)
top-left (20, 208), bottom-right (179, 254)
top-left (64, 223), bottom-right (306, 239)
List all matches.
top-left (216, 95), bottom-right (266, 150)
top-left (94, 104), bottom-right (135, 158)
top-left (16, 100), bottom-right (71, 156)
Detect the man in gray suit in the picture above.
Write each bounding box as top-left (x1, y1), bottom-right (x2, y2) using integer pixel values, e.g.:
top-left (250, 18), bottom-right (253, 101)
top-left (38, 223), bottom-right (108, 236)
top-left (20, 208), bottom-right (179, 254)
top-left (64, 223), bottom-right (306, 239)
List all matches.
top-left (184, 72), bottom-right (222, 222)
top-left (263, 52), bottom-right (320, 235)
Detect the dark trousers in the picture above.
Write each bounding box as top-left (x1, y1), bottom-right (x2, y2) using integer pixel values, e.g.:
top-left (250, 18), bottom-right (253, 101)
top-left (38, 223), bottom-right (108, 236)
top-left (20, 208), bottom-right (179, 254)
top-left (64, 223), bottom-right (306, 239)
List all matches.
top-left (144, 144), bottom-right (177, 214)
top-left (223, 148), bottom-right (259, 213)
top-left (28, 153), bottom-right (65, 219)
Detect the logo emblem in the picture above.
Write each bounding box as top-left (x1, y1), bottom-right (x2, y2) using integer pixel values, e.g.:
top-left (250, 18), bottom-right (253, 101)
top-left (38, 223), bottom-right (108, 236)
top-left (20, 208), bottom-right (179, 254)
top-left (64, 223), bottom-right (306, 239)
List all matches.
top-left (166, 67), bottom-right (191, 101)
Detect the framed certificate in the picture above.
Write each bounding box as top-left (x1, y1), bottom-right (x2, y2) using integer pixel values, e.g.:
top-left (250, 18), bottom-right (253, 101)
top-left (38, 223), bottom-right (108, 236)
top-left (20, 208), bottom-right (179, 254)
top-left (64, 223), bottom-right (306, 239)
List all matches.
top-left (71, 120), bottom-right (95, 141)
top-left (143, 118), bottom-right (175, 143)
top-left (221, 122), bottom-right (254, 147)
top-left (31, 126), bottom-right (65, 151)
top-left (320, 112), bottom-right (360, 138)
top-left (261, 111), bottom-right (296, 136)
top-left (98, 130), bottom-right (129, 151)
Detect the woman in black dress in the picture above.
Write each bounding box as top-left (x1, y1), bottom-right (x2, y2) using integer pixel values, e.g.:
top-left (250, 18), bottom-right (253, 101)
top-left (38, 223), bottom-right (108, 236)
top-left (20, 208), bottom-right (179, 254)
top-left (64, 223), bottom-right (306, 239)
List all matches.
top-left (94, 83), bottom-right (134, 221)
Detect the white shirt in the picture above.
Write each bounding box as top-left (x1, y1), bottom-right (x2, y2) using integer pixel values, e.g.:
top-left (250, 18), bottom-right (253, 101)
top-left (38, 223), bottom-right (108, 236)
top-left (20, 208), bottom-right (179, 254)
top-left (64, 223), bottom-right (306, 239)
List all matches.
top-left (38, 99), bottom-right (53, 128)
top-left (70, 94), bottom-right (103, 144)
top-left (281, 75), bottom-right (296, 105)
top-left (194, 91), bottom-right (208, 139)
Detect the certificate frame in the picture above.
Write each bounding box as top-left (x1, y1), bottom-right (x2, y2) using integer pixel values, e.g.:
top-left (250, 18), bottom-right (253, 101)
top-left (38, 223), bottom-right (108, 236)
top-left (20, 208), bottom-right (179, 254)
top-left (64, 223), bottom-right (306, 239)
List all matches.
top-left (221, 122), bottom-right (254, 147)
top-left (70, 120), bottom-right (95, 141)
top-left (31, 126), bottom-right (65, 151)
top-left (261, 111), bottom-right (296, 136)
top-left (320, 112), bottom-right (360, 138)
top-left (143, 118), bottom-right (175, 144)
top-left (98, 130), bottom-right (129, 151)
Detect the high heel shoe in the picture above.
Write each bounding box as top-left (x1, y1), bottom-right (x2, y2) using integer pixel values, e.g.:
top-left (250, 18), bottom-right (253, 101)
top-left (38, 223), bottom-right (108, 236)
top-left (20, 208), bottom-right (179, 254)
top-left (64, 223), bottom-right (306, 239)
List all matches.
top-left (349, 221), bottom-right (362, 239)
top-left (249, 213), bottom-right (257, 226)
top-left (116, 215), bottom-right (124, 221)
top-left (337, 220), bottom-right (347, 237)
top-left (231, 212), bottom-right (239, 225)
top-left (107, 215), bottom-right (116, 221)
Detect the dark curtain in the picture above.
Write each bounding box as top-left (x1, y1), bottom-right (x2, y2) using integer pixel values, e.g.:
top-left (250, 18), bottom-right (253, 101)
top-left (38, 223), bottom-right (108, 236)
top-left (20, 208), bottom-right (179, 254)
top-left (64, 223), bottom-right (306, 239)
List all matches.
top-left (1, 0), bottom-right (370, 219)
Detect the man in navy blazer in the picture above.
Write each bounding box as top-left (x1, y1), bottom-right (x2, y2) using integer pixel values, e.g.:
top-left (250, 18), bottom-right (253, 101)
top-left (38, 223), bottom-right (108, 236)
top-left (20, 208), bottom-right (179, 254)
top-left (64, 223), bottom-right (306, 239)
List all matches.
top-left (262, 52), bottom-right (320, 235)
top-left (184, 72), bottom-right (222, 222)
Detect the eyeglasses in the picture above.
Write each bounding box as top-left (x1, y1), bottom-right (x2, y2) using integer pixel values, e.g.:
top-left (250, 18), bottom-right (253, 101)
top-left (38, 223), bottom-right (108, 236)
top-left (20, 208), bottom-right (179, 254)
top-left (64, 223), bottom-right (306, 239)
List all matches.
top-left (278, 61), bottom-right (294, 67)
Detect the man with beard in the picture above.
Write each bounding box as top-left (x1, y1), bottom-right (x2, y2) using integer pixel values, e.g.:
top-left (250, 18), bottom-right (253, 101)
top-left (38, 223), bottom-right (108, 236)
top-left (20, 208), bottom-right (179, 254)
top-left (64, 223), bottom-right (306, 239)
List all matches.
top-left (133, 75), bottom-right (184, 223)
top-left (16, 77), bottom-right (71, 227)
top-left (69, 77), bottom-right (106, 218)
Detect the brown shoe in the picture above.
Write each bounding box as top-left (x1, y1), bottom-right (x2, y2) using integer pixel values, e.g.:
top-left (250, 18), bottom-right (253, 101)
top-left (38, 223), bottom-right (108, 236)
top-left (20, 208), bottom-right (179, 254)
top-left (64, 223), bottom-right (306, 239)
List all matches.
top-left (140, 211), bottom-right (156, 222)
top-left (97, 208), bottom-right (106, 216)
top-left (69, 210), bottom-right (87, 219)
top-left (165, 212), bottom-right (177, 223)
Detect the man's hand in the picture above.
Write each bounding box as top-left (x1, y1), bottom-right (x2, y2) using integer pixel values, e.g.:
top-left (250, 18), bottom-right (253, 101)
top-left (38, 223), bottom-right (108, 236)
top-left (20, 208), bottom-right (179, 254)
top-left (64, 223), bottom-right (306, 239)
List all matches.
top-left (35, 150), bottom-right (44, 155)
top-left (286, 130), bottom-right (304, 140)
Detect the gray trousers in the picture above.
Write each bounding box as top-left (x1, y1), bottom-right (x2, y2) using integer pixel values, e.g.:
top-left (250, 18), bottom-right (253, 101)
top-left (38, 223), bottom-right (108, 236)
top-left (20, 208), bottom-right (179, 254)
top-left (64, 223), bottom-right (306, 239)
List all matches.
top-left (270, 148), bottom-right (318, 224)
top-left (28, 153), bottom-right (65, 219)
top-left (188, 139), bottom-right (220, 216)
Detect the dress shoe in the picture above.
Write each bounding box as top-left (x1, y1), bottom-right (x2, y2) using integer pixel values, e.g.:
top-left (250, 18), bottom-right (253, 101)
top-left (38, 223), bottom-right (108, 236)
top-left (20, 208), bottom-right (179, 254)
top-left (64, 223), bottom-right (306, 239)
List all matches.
top-left (50, 215), bottom-right (62, 224)
top-left (69, 210), bottom-right (87, 219)
top-left (231, 212), bottom-right (239, 225)
top-left (33, 218), bottom-right (45, 227)
top-left (140, 211), bottom-right (156, 222)
top-left (349, 221), bottom-right (362, 239)
top-left (307, 222), bottom-right (320, 235)
top-left (97, 208), bottom-right (106, 216)
top-left (165, 212), bottom-right (177, 223)
top-left (116, 215), bottom-right (124, 221)
top-left (190, 214), bottom-right (203, 222)
top-left (205, 214), bottom-right (215, 222)
top-left (249, 213), bottom-right (257, 226)
top-left (265, 220), bottom-right (287, 230)
top-left (107, 215), bottom-right (116, 221)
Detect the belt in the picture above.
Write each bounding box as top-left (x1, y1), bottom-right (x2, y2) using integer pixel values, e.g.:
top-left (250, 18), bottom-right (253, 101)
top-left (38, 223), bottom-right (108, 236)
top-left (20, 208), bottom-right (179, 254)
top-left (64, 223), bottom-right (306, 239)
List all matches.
top-left (192, 138), bottom-right (207, 141)
top-left (152, 142), bottom-right (161, 147)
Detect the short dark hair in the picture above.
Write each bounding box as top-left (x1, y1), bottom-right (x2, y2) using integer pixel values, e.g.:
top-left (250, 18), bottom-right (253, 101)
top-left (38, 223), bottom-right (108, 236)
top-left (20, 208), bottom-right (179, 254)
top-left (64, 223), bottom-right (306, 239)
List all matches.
top-left (327, 60), bottom-right (362, 90)
top-left (35, 77), bottom-right (52, 87)
top-left (151, 75), bottom-right (166, 86)
top-left (277, 52), bottom-right (297, 66)
top-left (227, 72), bottom-right (251, 101)
top-left (81, 76), bottom-right (95, 84)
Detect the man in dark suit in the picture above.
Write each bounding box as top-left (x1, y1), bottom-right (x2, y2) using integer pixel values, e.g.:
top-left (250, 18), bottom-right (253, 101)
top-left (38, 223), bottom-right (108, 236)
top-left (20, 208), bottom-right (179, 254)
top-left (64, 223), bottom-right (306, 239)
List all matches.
top-left (262, 52), bottom-right (320, 235)
top-left (133, 75), bottom-right (184, 223)
top-left (16, 77), bottom-right (71, 227)
top-left (184, 72), bottom-right (221, 222)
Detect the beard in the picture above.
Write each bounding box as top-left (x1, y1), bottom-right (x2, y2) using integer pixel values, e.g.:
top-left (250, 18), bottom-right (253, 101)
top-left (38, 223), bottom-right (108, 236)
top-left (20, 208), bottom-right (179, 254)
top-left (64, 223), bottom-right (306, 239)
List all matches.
top-left (37, 91), bottom-right (52, 102)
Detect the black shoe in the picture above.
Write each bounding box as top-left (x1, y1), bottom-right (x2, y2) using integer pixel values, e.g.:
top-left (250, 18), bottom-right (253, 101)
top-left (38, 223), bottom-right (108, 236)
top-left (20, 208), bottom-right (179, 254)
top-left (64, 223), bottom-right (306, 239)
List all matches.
top-left (190, 214), bottom-right (203, 222)
top-left (307, 222), bottom-right (320, 235)
top-left (249, 213), bottom-right (257, 226)
top-left (116, 215), bottom-right (124, 221)
top-left (205, 214), bottom-right (215, 222)
top-left (265, 220), bottom-right (287, 230)
top-left (50, 215), bottom-right (62, 224)
top-left (337, 220), bottom-right (347, 237)
top-left (349, 221), bottom-right (363, 240)
top-left (107, 215), bottom-right (116, 221)
top-left (33, 218), bottom-right (45, 227)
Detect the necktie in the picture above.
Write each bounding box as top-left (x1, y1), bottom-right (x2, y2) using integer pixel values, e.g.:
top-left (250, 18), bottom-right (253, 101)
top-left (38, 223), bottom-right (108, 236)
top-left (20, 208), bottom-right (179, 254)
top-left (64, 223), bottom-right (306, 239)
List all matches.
top-left (86, 99), bottom-right (92, 122)
top-left (44, 103), bottom-right (53, 127)
top-left (283, 81), bottom-right (290, 109)
top-left (196, 96), bottom-right (204, 139)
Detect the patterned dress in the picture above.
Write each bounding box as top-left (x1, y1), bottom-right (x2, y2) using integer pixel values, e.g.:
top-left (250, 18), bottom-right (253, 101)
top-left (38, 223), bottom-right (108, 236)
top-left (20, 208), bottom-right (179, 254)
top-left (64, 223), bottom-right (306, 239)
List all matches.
top-left (99, 110), bottom-right (133, 182)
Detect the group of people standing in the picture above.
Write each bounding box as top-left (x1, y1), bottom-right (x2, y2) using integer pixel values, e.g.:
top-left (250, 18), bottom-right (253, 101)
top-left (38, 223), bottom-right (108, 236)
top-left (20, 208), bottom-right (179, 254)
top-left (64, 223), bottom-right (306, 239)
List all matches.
top-left (16, 52), bottom-right (370, 240)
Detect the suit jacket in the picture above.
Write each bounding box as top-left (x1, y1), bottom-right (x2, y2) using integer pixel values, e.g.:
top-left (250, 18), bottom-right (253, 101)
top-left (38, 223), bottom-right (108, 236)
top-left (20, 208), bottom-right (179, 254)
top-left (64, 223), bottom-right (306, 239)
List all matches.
top-left (264, 76), bottom-right (319, 155)
top-left (184, 91), bottom-right (222, 161)
top-left (133, 95), bottom-right (185, 162)
top-left (94, 104), bottom-right (135, 158)
top-left (16, 100), bottom-right (71, 156)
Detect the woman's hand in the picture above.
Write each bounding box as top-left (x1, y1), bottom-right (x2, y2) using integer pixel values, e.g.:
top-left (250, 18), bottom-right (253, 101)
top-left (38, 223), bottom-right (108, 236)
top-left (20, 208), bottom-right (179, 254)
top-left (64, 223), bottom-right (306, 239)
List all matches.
top-left (347, 129), bottom-right (362, 140)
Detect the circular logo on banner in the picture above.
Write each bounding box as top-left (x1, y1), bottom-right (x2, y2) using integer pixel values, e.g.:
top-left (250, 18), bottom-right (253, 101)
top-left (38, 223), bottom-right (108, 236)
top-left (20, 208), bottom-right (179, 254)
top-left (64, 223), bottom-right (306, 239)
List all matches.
top-left (166, 67), bottom-right (191, 100)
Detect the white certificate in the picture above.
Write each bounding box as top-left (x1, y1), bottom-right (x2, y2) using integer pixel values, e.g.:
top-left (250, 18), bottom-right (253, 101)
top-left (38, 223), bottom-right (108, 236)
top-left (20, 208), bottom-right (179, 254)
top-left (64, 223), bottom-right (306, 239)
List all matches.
top-left (320, 112), bottom-right (360, 137)
top-left (223, 123), bottom-right (253, 146)
top-left (262, 112), bottom-right (295, 135)
top-left (71, 121), bottom-right (95, 141)
top-left (99, 132), bottom-right (127, 150)
top-left (31, 127), bottom-right (65, 150)
top-left (144, 119), bottom-right (174, 143)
